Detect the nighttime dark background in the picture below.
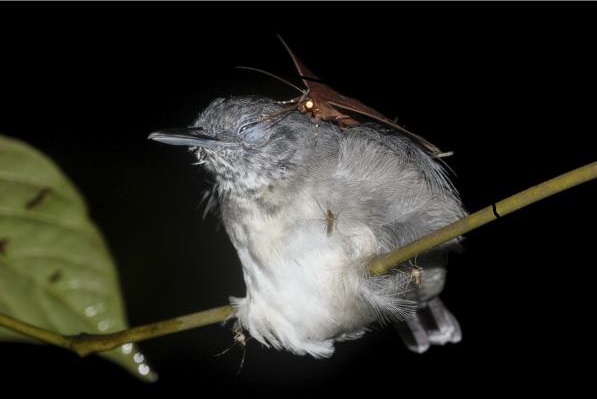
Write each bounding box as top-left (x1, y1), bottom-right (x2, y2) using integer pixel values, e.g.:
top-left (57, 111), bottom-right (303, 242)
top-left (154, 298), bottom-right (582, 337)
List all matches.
top-left (1, 3), bottom-right (594, 396)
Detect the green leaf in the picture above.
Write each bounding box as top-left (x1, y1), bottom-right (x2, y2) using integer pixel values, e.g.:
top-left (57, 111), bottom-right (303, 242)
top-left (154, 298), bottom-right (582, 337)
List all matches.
top-left (0, 135), bottom-right (156, 382)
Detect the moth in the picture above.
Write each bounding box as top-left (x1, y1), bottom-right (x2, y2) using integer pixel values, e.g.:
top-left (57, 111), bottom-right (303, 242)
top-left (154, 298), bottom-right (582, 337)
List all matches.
top-left (240, 35), bottom-right (442, 155)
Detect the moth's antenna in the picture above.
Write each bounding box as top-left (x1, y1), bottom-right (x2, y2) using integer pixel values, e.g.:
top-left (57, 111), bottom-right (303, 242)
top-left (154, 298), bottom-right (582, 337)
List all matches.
top-left (236, 66), bottom-right (305, 94)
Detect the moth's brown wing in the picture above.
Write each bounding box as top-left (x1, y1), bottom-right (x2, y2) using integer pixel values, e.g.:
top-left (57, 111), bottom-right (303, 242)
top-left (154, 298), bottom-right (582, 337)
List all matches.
top-left (277, 36), bottom-right (361, 126)
top-left (277, 36), bottom-right (441, 154)
top-left (328, 100), bottom-right (442, 155)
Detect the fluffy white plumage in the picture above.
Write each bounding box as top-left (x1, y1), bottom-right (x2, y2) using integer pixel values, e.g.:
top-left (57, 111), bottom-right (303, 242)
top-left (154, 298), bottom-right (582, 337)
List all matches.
top-left (153, 97), bottom-right (465, 357)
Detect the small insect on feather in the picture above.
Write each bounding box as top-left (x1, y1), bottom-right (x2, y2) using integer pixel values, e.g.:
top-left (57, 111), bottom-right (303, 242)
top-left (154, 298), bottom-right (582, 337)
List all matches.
top-left (324, 208), bottom-right (337, 237)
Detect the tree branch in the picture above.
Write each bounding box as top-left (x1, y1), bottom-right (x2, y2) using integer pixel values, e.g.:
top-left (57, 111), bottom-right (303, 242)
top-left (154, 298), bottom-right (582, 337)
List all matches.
top-left (1, 306), bottom-right (234, 357)
top-left (0, 161), bottom-right (595, 356)
top-left (369, 161), bottom-right (597, 276)
top-left (68, 305), bottom-right (233, 357)
top-left (0, 312), bottom-right (73, 350)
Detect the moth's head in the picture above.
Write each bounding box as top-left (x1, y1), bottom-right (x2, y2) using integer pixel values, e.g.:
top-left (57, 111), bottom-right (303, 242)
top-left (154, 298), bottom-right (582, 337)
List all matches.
top-left (149, 96), bottom-right (313, 192)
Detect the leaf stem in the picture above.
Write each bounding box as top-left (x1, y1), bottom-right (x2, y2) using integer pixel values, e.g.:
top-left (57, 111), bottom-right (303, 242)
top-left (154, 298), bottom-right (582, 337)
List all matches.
top-left (0, 161), bottom-right (595, 356)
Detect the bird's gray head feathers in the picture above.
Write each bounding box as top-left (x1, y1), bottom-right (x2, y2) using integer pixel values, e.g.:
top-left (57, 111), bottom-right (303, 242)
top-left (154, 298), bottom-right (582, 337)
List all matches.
top-left (150, 96), bottom-right (341, 194)
top-left (149, 96), bottom-right (452, 198)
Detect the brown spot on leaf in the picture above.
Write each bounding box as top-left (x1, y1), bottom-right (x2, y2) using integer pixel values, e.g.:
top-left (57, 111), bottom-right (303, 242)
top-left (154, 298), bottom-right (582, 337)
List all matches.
top-left (0, 238), bottom-right (8, 255)
top-left (25, 187), bottom-right (52, 210)
top-left (48, 269), bottom-right (63, 283)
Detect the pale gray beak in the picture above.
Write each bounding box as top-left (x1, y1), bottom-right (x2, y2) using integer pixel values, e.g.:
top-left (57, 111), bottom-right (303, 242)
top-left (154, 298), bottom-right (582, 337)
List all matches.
top-left (148, 128), bottom-right (238, 149)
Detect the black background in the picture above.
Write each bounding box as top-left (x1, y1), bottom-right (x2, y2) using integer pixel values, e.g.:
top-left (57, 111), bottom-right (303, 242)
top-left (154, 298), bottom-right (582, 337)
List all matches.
top-left (1, 3), bottom-right (594, 396)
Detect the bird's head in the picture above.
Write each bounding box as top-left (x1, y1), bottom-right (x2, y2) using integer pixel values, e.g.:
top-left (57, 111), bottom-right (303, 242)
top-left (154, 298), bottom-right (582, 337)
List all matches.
top-left (149, 96), bottom-right (328, 194)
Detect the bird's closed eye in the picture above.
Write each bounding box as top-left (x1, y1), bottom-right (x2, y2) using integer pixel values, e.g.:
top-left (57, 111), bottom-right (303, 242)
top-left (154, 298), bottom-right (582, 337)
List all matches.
top-left (239, 121), bottom-right (260, 134)
top-left (239, 120), bottom-right (269, 146)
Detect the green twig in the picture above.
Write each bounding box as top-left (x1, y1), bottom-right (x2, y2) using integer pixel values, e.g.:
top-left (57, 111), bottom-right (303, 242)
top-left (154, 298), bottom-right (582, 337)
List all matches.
top-left (369, 161), bottom-right (596, 276)
top-left (0, 312), bottom-right (72, 350)
top-left (68, 305), bottom-right (233, 357)
top-left (1, 306), bottom-right (233, 357)
top-left (0, 161), bottom-right (595, 356)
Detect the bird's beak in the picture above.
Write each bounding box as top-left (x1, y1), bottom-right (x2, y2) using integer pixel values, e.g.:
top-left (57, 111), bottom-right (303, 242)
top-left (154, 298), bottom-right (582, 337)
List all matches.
top-left (148, 128), bottom-right (238, 149)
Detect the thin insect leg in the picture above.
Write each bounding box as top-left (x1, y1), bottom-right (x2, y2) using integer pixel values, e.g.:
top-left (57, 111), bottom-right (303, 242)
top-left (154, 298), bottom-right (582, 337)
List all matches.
top-left (215, 328), bottom-right (250, 374)
top-left (262, 93), bottom-right (312, 126)
top-left (214, 342), bottom-right (237, 357)
top-left (233, 330), bottom-right (250, 375)
top-left (236, 344), bottom-right (247, 375)
top-left (314, 197), bottom-right (325, 213)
